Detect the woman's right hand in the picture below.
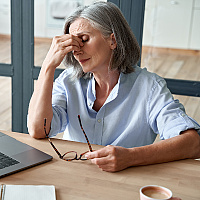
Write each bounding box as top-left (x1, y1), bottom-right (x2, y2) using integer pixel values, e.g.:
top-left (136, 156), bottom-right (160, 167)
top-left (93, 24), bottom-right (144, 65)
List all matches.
top-left (42, 34), bottom-right (83, 69)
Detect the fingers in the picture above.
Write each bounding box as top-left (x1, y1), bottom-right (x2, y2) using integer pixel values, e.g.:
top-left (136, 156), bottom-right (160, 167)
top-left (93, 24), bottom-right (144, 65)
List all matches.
top-left (53, 34), bottom-right (83, 51)
top-left (85, 145), bottom-right (129, 172)
top-left (86, 146), bottom-right (110, 159)
top-left (85, 146), bottom-right (113, 167)
top-left (43, 34), bottom-right (83, 68)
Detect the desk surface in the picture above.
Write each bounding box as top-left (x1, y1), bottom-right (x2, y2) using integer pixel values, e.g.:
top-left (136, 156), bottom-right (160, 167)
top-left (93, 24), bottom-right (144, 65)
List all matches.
top-left (0, 131), bottom-right (200, 200)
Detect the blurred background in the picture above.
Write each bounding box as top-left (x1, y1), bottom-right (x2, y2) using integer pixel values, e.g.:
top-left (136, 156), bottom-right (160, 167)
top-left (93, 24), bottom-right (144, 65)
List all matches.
top-left (0, 0), bottom-right (199, 133)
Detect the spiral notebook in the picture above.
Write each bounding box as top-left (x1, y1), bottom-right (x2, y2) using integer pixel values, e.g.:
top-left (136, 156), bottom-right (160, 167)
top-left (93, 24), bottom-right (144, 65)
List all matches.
top-left (0, 185), bottom-right (56, 200)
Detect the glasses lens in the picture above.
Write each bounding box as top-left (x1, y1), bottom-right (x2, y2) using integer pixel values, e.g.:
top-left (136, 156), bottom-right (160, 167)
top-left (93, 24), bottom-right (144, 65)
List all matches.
top-left (62, 151), bottom-right (77, 161)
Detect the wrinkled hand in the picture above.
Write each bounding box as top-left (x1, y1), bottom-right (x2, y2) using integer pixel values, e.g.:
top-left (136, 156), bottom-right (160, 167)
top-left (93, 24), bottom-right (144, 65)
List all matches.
top-left (43, 34), bottom-right (83, 69)
top-left (85, 145), bottom-right (131, 172)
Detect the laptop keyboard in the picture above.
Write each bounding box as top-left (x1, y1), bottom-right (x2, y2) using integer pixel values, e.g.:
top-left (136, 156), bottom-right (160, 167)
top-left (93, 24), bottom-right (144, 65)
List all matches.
top-left (0, 152), bottom-right (20, 169)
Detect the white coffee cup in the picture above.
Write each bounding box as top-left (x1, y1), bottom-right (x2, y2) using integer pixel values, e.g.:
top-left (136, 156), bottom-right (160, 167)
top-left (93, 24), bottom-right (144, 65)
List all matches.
top-left (140, 185), bottom-right (172, 200)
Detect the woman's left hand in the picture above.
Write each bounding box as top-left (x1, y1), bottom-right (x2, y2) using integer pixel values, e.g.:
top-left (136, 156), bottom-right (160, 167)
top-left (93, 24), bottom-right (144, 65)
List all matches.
top-left (85, 145), bottom-right (131, 172)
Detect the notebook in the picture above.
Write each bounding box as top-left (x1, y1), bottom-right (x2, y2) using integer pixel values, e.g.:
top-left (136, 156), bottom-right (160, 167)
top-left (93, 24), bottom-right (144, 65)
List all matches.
top-left (0, 132), bottom-right (52, 178)
top-left (0, 184), bottom-right (56, 200)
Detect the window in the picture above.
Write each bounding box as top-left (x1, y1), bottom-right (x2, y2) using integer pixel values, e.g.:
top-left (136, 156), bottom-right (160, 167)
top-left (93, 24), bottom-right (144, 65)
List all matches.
top-left (141, 0), bottom-right (200, 122)
top-left (0, 0), bottom-right (11, 131)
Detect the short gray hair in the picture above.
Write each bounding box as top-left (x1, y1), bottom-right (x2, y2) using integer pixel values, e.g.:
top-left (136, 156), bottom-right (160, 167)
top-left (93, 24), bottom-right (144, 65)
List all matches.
top-left (64, 1), bottom-right (140, 79)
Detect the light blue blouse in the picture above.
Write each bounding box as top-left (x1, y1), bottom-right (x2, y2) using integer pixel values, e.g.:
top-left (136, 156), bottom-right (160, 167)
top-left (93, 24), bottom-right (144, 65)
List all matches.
top-left (49, 66), bottom-right (200, 148)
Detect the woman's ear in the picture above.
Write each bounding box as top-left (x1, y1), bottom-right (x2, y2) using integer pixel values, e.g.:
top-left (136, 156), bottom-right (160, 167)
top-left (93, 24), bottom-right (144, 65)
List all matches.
top-left (109, 33), bottom-right (117, 50)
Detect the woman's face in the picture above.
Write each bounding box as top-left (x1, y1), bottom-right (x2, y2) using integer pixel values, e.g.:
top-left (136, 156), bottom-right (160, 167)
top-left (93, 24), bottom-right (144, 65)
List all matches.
top-left (69, 18), bottom-right (113, 74)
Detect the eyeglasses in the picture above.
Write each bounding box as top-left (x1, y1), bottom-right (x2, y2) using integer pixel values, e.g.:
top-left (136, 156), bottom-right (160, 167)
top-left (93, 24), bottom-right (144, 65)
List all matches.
top-left (44, 115), bottom-right (93, 161)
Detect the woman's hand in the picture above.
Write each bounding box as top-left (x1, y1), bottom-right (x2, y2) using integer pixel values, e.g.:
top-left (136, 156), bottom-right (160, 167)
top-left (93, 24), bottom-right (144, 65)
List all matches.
top-left (85, 145), bottom-right (131, 172)
top-left (43, 34), bottom-right (83, 69)
top-left (28, 34), bottom-right (83, 138)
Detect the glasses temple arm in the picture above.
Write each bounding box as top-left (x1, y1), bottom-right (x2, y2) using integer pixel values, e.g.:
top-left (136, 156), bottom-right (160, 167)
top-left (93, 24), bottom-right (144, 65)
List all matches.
top-left (44, 118), bottom-right (63, 159)
top-left (78, 115), bottom-right (93, 152)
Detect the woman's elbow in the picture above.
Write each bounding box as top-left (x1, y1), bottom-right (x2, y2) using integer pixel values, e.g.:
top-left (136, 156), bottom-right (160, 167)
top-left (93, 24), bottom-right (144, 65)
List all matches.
top-left (193, 134), bottom-right (200, 159)
top-left (188, 130), bottom-right (200, 159)
top-left (28, 123), bottom-right (46, 139)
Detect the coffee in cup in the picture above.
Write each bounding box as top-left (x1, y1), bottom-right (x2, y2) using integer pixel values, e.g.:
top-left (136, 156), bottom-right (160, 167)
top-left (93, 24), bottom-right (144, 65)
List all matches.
top-left (140, 185), bottom-right (172, 200)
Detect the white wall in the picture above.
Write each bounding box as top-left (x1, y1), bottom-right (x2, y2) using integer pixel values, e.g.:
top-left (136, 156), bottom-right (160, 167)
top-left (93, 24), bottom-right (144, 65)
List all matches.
top-left (0, 0), bottom-right (199, 50)
top-left (0, 0), bottom-right (10, 35)
top-left (34, 0), bottom-right (107, 38)
top-left (143, 0), bottom-right (200, 50)
top-left (0, 0), bottom-right (106, 38)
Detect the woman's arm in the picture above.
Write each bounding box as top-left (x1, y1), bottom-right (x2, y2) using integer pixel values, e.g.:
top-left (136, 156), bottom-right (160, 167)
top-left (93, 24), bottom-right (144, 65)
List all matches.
top-left (85, 129), bottom-right (200, 172)
top-left (27, 63), bottom-right (55, 138)
top-left (28, 35), bottom-right (83, 138)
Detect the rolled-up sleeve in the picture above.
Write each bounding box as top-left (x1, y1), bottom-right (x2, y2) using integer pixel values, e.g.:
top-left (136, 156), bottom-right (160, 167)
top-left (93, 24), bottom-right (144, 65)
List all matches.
top-left (48, 72), bottom-right (68, 137)
top-left (148, 78), bottom-right (200, 140)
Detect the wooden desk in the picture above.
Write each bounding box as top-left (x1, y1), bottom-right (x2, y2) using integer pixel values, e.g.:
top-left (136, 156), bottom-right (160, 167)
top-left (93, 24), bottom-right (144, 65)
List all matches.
top-left (1, 131), bottom-right (200, 200)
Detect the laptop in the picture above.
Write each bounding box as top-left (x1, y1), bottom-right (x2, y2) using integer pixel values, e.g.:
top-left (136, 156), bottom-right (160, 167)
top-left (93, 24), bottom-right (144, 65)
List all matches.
top-left (0, 132), bottom-right (53, 178)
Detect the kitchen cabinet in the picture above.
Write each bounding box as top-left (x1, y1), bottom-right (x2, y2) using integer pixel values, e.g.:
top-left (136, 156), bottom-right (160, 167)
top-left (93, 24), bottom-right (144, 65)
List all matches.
top-left (143, 0), bottom-right (200, 50)
top-left (0, 0), bottom-right (10, 35)
top-left (189, 0), bottom-right (200, 49)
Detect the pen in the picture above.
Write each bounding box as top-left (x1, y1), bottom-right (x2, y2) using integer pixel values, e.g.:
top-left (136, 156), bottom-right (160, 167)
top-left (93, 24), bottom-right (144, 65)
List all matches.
top-left (0, 184), bottom-right (5, 200)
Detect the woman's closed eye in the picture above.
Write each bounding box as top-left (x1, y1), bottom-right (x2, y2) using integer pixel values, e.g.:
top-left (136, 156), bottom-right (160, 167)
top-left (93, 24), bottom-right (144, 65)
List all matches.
top-left (81, 35), bottom-right (89, 43)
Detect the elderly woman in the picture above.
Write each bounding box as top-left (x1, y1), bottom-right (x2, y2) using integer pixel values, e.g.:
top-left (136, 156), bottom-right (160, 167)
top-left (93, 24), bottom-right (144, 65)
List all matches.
top-left (28, 2), bottom-right (200, 172)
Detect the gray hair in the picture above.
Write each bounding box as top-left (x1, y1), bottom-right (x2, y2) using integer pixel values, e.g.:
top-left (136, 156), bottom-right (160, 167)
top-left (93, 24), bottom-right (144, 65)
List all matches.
top-left (64, 1), bottom-right (140, 79)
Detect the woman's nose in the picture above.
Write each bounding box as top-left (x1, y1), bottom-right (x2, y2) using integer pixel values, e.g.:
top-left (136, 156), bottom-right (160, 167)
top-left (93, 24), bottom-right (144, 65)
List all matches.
top-left (73, 48), bottom-right (83, 56)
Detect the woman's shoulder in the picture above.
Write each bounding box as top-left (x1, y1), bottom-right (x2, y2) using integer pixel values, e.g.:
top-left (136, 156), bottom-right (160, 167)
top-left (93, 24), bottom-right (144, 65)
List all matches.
top-left (136, 66), bottom-right (164, 82)
top-left (56, 67), bottom-right (74, 79)
top-left (54, 67), bottom-right (79, 84)
top-left (124, 66), bottom-right (165, 86)
top-left (54, 68), bottom-right (90, 90)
